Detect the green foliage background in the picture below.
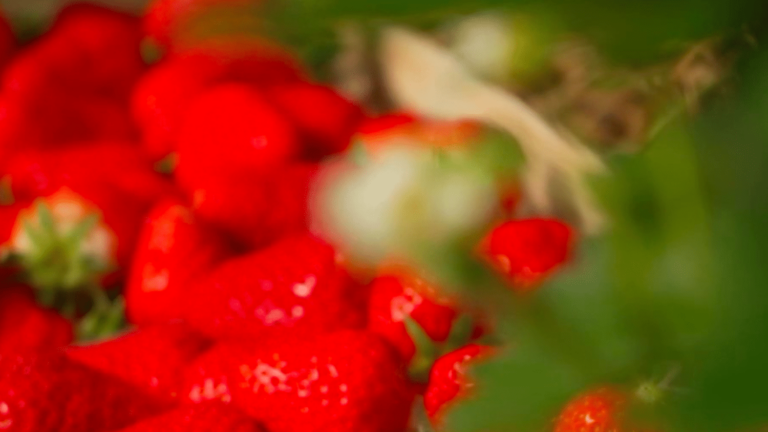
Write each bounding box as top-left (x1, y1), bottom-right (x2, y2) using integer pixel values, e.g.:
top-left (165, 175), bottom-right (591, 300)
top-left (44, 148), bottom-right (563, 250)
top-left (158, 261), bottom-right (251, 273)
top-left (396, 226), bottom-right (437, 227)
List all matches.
top-left (260, 0), bottom-right (768, 430)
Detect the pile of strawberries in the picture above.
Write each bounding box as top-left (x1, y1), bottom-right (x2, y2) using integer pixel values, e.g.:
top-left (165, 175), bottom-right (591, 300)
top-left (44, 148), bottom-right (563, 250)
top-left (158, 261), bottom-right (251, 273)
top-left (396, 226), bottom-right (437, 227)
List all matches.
top-left (0, 2), bottom-right (634, 432)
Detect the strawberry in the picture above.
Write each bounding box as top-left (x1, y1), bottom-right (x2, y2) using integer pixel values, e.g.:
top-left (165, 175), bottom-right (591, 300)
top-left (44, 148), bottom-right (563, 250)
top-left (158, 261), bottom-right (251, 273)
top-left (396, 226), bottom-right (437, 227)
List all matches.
top-left (189, 163), bottom-right (317, 249)
top-left (126, 199), bottom-right (232, 325)
top-left (184, 330), bottom-right (414, 432)
top-left (0, 351), bottom-right (167, 432)
top-left (0, 285), bottom-right (73, 354)
top-left (423, 344), bottom-right (492, 424)
top-left (368, 270), bottom-right (458, 363)
top-left (65, 323), bottom-right (210, 402)
top-left (113, 403), bottom-right (264, 432)
top-left (553, 387), bottom-right (628, 432)
top-left (482, 218), bottom-right (574, 290)
top-left (184, 233), bottom-right (366, 340)
top-left (175, 83), bottom-right (300, 190)
top-left (2, 143), bottom-right (176, 288)
top-left (264, 82), bottom-right (364, 158)
top-left (132, 40), bottom-right (303, 159)
top-left (4, 142), bottom-right (175, 204)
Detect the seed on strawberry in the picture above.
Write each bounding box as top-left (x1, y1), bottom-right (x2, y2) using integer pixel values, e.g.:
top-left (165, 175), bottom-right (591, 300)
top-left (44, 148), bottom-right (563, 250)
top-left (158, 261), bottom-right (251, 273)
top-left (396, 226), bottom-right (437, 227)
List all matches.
top-left (112, 402), bottom-right (264, 432)
top-left (183, 233), bottom-right (367, 340)
top-left (423, 344), bottom-right (492, 424)
top-left (65, 323), bottom-right (210, 401)
top-left (126, 199), bottom-right (232, 325)
top-left (0, 284), bottom-right (73, 354)
top-left (482, 218), bottom-right (574, 290)
top-left (0, 351), bottom-right (167, 432)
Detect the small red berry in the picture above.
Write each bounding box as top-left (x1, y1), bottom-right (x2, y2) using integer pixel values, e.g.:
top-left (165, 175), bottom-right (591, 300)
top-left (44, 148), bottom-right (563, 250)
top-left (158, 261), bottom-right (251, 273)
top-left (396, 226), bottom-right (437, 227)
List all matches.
top-left (483, 218), bottom-right (574, 290)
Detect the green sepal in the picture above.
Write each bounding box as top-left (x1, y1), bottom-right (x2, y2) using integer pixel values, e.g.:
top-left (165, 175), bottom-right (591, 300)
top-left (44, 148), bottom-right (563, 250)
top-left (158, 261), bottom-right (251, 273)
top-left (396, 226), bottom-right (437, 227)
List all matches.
top-left (16, 200), bottom-right (111, 292)
top-left (443, 313), bottom-right (475, 353)
top-left (405, 315), bottom-right (440, 383)
top-left (76, 289), bottom-right (126, 342)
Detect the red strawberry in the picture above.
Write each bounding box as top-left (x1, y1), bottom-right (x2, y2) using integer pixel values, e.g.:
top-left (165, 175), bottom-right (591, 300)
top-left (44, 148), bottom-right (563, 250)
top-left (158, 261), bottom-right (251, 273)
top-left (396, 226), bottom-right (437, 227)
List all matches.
top-left (126, 199), bottom-right (232, 325)
top-left (265, 82), bottom-right (364, 157)
top-left (423, 344), bottom-right (492, 423)
top-left (184, 330), bottom-right (414, 432)
top-left (184, 233), bottom-right (366, 340)
top-left (0, 352), bottom-right (166, 432)
top-left (175, 83), bottom-right (299, 190)
top-left (189, 163), bottom-right (317, 249)
top-left (482, 218), bottom-right (574, 290)
top-left (113, 403), bottom-right (264, 432)
top-left (0, 285), bottom-right (73, 354)
top-left (4, 142), bottom-right (175, 204)
top-left (368, 270), bottom-right (458, 362)
top-left (132, 40), bottom-right (303, 159)
top-left (65, 324), bottom-right (210, 402)
top-left (554, 387), bottom-right (628, 432)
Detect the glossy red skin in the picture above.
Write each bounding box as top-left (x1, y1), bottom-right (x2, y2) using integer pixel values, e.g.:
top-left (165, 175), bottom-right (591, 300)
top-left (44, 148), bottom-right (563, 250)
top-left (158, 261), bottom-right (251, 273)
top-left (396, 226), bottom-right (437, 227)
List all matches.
top-left (132, 43), bottom-right (302, 160)
top-left (0, 352), bottom-right (167, 432)
top-left (424, 344), bottom-right (491, 423)
top-left (554, 387), bottom-right (627, 432)
top-left (0, 285), bottom-right (73, 354)
top-left (189, 163), bottom-right (317, 249)
top-left (65, 324), bottom-right (210, 402)
top-left (3, 142), bottom-right (175, 204)
top-left (184, 233), bottom-right (367, 340)
top-left (368, 273), bottom-right (458, 362)
top-left (264, 82), bottom-right (364, 158)
top-left (3, 142), bottom-right (176, 273)
top-left (176, 83), bottom-right (299, 188)
top-left (0, 4), bottom-right (142, 160)
top-left (126, 199), bottom-right (232, 324)
top-left (184, 331), bottom-right (414, 432)
top-left (114, 403), bottom-right (264, 432)
top-left (484, 218), bottom-right (574, 290)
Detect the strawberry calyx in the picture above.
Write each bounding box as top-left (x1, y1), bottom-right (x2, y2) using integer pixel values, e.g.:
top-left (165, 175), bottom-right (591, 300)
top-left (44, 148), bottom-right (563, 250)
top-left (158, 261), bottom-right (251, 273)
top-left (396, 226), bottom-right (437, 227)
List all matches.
top-left (405, 313), bottom-right (477, 383)
top-left (8, 200), bottom-right (112, 292)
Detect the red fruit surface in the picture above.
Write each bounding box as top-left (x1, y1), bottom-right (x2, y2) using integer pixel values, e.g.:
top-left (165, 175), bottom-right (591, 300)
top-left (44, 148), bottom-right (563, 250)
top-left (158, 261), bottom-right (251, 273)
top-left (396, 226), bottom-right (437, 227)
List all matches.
top-left (265, 82), bottom-right (364, 157)
top-left (368, 271), bottom-right (458, 362)
top-left (65, 324), bottom-right (210, 401)
top-left (484, 218), bottom-right (574, 289)
top-left (424, 344), bottom-right (491, 423)
top-left (113, 403), bottom-right (263, 432)
top-left (0, 285), bottom-right (73, 354)
top-left (554, 387), bottom-right (627, 432)
top-left (132, 41), bottom-right (303, 159)
top-left (184, 233), bottom-right (366, 340)
top-left (3, 142), bottom-right (175, 204)
top-left (126, 200), bottom-right (232, 325)
top-left (0, 352), bottom-right (166, 432)
top-left (189, 163), bottom-right (317, 249)
top-left (175, 83), bottom-right (299, 188)
top-left (184, 331), bottom-right (414, 432)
